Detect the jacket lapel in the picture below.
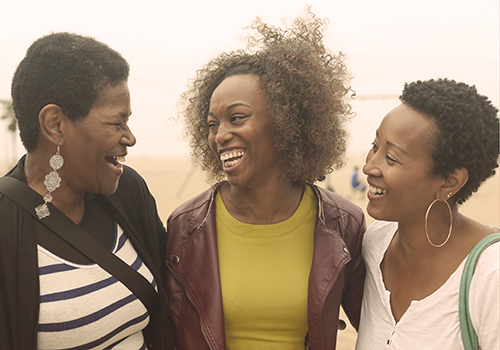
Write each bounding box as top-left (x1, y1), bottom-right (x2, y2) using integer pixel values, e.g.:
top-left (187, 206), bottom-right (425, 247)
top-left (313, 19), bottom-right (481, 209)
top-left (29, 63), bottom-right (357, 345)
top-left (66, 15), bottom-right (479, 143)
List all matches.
top-left (167, 192), bottom-right (226, 349)
top-left (307, 186), bottom-right (351, 348)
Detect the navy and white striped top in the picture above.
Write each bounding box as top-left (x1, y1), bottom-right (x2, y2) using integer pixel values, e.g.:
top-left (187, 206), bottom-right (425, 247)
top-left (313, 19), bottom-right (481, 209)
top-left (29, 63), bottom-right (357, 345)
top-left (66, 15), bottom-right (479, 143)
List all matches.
top-left (37, 224), bottom-right (156, 350)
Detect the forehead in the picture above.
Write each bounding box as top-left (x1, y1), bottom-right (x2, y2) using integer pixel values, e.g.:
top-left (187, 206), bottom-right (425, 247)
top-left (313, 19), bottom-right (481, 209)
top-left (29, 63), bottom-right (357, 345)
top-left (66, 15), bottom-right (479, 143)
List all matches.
top-left (379, 103), bottom-right (436, 151)
top-left (93, 82), bottom-right (130, 107)
top-left (210, 74), bottom-right (264, 104)
top-left (83, 81), bottom-right (131, 122)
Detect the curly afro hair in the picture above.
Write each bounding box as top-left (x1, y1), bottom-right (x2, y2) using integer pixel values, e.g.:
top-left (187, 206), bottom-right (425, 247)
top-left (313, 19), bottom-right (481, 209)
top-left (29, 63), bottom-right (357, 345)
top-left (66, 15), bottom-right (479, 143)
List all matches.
top-left (11, 32), bottom-right (129, 152)
top-left (400, 78), bottom-right (499, 204)
top-left (180, 9), bottom-right (353, 185)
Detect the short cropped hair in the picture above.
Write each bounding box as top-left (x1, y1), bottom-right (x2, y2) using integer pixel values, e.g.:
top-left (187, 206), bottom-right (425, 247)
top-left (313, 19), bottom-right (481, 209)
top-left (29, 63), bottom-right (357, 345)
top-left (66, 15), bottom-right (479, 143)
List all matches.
top-left (401, 78), bottom-right (499, 204)
top-left (11, 32), bottom-right (129, 152)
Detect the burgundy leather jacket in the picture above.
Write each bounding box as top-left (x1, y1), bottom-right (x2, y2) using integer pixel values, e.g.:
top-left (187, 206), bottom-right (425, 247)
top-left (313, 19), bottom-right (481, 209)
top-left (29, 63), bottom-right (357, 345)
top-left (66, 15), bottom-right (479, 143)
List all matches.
top-left (164, 184), bottom-right (366, 350)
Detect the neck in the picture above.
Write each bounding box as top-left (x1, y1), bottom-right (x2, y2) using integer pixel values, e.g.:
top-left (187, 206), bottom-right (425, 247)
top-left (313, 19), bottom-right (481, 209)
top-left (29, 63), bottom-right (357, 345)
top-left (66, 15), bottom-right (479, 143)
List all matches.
top-left (396, 204), bottom-right (462, 257)
top-left (221, 180), bottom-right (305, 225)
top-left (25, 152), bottom-right (86, 224)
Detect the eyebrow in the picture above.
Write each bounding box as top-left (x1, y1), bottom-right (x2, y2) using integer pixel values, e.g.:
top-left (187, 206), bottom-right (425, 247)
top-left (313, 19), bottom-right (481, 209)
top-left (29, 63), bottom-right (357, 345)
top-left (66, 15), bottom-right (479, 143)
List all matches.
top-left (376, 130), bottom-right (408, 154)
top-left (207, 102), bottom-right (251, 117)
top-left (387, 141), bottom-right (408, 154)
top-left (227, 102), bottom-right (251, 109)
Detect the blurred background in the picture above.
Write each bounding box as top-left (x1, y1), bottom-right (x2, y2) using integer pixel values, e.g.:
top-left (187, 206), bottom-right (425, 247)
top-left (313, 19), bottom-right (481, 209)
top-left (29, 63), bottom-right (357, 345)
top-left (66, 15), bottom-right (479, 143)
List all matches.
top-left (1, 0), bottom-right (498, 161)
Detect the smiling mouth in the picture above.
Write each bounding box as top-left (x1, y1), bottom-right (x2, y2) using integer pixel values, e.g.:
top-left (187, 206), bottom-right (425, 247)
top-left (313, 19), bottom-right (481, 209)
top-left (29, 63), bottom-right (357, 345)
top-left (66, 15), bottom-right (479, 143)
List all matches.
top-left (369, 185), bottom-right (388, 195)
top-left (220, 151), bottom-right (244, 168)
top-left (105, 156), bottom-right (125, 168)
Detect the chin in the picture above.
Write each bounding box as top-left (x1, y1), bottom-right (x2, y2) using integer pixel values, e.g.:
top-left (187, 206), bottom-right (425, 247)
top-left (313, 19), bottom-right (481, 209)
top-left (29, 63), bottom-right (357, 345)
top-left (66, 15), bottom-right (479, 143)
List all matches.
top-left (225, 175), bottom-right (247, 189)
top-left (366, 206), bottom-right (385, 221)
top-left (97, 180), bottom-right (121, 196)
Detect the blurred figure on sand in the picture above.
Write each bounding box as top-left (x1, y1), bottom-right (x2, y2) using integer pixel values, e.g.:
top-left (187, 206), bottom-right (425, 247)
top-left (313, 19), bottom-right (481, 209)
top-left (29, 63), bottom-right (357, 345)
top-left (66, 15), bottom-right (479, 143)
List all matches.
top-left (351, 166), bottom-right (366, 196)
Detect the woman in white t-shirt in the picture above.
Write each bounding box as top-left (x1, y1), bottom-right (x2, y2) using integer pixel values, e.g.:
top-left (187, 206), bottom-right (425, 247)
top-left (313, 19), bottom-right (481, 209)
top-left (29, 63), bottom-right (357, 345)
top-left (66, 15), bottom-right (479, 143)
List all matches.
top-left (356, 78), bottom-right (499, 350)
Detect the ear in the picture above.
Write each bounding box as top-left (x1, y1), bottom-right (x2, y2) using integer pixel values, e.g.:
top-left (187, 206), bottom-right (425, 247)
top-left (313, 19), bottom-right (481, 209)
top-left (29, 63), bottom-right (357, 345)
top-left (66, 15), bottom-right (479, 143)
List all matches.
top-left (439, 168), bottom-right (469, 200)
top-left (39, 104), bottom-right (65, 145)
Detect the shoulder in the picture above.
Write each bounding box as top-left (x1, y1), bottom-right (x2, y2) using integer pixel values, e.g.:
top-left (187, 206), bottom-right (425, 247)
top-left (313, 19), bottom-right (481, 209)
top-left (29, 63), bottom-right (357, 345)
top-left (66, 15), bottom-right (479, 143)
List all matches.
top-left (102, 165), bottom-right (157, 218)
top-left (364, 220), bottom-right (397, 246)
top-left (365, 221), bottom-right (397, 241)
top-left (472, 239), bottom-right (499, 284)
top-left (110, 165), bottom-right (150, 201)
top-left (119, 165), bottom-right (148, 189)
top-left (469, 239), bottom-right (499, 347)
top-left (314, 185), bottom-right (365, 228)
top-left (362, 220), bottom-right (397, 259)
top-left (0, 190), bottom-right (22, 233)
top-left (469, 231), bottom-right (499, 285)
top-left (167, 186), bottom-right (215, 225)
top-left (165, 187), bottom-right (215, 252)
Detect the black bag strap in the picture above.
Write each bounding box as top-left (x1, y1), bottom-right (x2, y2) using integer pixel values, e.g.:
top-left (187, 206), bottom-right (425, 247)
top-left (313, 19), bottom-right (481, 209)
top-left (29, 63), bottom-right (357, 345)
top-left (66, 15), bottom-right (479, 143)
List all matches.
top-left (0, 176), bottom-right (158, 320)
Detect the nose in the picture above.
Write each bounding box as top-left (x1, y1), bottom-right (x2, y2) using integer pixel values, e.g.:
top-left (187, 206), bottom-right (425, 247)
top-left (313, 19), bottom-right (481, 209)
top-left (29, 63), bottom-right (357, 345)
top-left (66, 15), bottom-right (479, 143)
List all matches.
top-left (362, 149), bottom-right (381, 177)
top-left (121, 125), bottom-right (136, 147)
top-left (215, 122), bottom-right (233, 146)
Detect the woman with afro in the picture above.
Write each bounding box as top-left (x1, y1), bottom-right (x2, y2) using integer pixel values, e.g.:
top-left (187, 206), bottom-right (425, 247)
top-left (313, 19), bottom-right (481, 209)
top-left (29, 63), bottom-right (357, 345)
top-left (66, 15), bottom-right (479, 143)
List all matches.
top-left (357, 78), bottom-right (499, 349)
top-left (163, 9), bottom-right (366, 350)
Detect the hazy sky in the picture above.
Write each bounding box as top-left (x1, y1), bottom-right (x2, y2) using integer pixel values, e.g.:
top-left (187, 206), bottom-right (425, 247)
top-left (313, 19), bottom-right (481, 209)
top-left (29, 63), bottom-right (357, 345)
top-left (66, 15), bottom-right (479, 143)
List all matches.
top-left (0, 0), bottom-right (498, 160)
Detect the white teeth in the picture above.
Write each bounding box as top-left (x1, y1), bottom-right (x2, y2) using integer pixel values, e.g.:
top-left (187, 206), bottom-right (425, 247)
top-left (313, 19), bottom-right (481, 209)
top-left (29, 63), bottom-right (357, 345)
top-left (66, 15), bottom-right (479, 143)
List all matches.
top-left (115, 156), bottom-right (126, 163)
top-left (370, 185), bottom-right (387, 195)
top-left (220, 151), bottom-right (244, 161)
top-left (225, 158), bottom-right (241, 167)
top-left (220, 151), bottom-right (244, 168)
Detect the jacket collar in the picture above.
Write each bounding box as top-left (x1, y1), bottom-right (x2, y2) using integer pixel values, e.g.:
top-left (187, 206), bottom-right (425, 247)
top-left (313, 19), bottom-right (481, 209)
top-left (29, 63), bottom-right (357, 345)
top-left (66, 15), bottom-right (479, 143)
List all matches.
top-left (168, 183), bottom-right (351, 350)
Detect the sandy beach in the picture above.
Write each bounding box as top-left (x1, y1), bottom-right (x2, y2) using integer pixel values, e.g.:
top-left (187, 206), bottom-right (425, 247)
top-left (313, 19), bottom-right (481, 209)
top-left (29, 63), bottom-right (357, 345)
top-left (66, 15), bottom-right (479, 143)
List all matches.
top-left (125, 155), bottom-right (499, 228)
top-left (124, 155), bottom-right (499, 350)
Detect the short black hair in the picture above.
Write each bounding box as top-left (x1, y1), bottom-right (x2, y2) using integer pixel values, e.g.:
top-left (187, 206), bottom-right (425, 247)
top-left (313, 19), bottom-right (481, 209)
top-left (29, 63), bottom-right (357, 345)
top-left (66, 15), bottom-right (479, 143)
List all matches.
top-left (11, 32), bottom-right (130, 152)
top-left (400, 78), bottom-right (499, 204)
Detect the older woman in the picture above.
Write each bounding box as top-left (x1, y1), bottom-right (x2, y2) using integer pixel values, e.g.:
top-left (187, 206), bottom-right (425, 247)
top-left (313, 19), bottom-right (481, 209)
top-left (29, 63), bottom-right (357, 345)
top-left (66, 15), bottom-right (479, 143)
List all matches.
top-left (164, 11), bottom-right (366, 350)
top-left (0, 33), bottom-right (171, 349)
top-left (356, 79), bottom-right (499, 349)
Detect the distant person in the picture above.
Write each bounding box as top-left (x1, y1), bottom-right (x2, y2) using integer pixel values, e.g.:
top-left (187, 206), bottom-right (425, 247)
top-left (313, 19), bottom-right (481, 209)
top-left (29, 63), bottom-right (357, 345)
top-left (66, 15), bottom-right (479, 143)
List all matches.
top-left (351, 166), bottom-right (366, 194)
top-left (356, 78), bottom-right (499, 350)
top-left (0, 32), bottom-right (172, 349)
top-left (164, 9), bottom-right (366, 350)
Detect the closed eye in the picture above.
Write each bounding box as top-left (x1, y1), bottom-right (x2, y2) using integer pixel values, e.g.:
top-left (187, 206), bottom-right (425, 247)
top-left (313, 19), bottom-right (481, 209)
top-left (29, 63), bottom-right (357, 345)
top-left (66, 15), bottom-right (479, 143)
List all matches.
top-left (372, 141), bottom-right (399, 164)
top-left (386, 154), bottom-right (398, 163)
top-left (110, 122), bottom-right (126, 129)
top-left (231, 115), bottom-right (248, 123)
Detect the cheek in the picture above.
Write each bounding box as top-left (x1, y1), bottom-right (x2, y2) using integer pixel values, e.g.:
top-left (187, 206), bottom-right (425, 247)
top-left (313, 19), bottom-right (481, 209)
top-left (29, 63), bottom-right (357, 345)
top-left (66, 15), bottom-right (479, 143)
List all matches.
top-left (208, 133), bottom-right (217, 154)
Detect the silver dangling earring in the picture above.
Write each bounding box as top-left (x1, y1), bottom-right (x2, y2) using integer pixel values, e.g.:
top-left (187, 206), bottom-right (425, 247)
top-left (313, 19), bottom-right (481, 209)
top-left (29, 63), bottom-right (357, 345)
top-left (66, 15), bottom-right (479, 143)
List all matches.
top-left (35, 142), bottom-right (64, 219)
top-left (424, 192), bottom-right (453, 248)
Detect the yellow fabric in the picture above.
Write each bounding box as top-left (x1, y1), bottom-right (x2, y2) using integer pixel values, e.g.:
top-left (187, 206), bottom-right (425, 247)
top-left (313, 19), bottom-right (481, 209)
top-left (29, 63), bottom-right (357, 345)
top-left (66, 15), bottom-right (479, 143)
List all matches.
top-left (216, 186), bottom-right (316, 349)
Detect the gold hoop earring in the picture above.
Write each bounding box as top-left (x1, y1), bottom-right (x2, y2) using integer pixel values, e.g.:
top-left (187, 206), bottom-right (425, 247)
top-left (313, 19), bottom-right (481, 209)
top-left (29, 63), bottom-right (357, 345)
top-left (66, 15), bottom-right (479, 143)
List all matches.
top-left (425, 197), bottom-right (453, 248)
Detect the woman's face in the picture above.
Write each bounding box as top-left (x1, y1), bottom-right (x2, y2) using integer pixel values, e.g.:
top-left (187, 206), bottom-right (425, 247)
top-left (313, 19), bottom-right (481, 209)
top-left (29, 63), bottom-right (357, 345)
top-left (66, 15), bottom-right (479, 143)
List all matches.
top-left (363, 103), bottom-right (443, 224)
top-left (60, 81), bottom-right (136, 196)
top-left (207, 74), bottom-right (279, 189)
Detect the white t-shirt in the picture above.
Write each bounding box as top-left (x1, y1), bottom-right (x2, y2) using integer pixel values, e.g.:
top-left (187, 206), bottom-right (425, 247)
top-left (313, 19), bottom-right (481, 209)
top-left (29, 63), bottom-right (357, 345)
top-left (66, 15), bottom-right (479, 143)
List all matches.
top-left (356, 220), bottom-right (499, 350)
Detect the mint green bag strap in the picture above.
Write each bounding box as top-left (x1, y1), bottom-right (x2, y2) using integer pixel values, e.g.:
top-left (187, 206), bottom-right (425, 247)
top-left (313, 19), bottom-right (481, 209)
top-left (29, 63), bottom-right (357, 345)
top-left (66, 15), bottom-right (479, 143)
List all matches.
top-left (459, 233), bottom-right (499, 350)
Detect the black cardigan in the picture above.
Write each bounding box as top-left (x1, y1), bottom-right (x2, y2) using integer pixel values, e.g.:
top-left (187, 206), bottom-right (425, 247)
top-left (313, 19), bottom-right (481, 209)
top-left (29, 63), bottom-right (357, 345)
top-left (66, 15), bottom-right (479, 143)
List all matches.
top-left (0, 156), bottom-right (172, 349)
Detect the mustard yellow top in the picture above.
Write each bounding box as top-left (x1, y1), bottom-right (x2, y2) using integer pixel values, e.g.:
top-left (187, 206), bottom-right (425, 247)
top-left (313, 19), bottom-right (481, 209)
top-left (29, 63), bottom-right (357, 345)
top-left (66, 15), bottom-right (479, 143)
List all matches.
top-left (216, 185), bottom-right (316, 349)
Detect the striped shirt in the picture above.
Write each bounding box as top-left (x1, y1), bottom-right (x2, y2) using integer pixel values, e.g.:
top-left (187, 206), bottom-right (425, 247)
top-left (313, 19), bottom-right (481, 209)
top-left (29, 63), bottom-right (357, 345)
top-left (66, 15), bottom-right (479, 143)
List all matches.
top-left (37, 224), bottom-right (156, 350)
